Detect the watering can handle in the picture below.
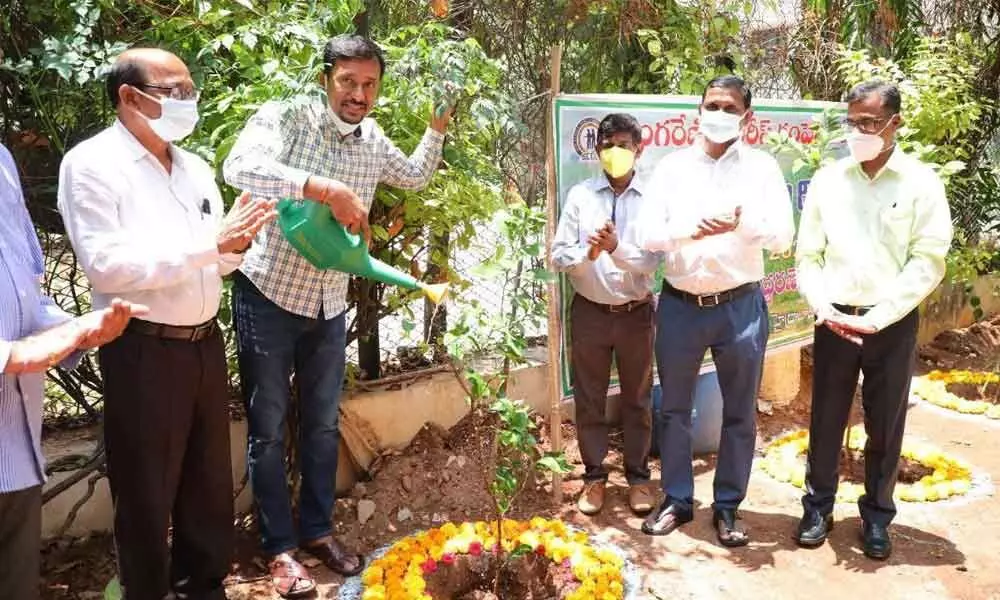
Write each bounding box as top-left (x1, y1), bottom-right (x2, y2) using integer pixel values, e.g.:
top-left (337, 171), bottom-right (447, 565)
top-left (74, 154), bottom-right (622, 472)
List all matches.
top-left (278, 198), bottom-right (365, 249)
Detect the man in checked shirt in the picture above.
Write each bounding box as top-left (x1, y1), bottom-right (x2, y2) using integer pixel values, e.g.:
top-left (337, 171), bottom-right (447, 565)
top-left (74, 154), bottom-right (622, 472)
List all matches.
top-left (223, 34), bottom-right (451, 596)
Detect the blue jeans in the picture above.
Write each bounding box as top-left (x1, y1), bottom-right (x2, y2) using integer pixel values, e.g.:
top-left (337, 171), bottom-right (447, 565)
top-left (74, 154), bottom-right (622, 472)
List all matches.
top-left (232, 273), bottom-right (347, 556)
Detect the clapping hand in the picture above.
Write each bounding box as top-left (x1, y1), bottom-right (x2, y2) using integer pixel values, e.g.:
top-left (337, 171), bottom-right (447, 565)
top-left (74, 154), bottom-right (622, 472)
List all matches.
top-left (693, 206), bottom-right (742, 240)
top-left (217, 192), bottom-right (278, 255)
top-left (4, 298), bottom-right (148, 374)
top-left (75, 298), bottom-right (150, 349)
top-left (587, 221), bottom-right (619, 253)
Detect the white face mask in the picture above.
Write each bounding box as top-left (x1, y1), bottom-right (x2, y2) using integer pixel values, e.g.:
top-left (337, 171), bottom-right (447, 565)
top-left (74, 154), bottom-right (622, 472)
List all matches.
top-left (846, 131), bottom-right (887, 162)
top-left (846, 115), bottom-right (898, 163)
top-left (134, 88), bottom-right (199, 142)
top-left (699, 108), bottom-right (745, 144)
top-left (328, 108), bottom-right (363, 137)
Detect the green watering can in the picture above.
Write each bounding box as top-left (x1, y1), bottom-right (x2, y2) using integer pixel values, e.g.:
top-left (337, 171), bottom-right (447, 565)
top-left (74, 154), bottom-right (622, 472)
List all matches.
top-left (277, 199), bottom-right (449, 305)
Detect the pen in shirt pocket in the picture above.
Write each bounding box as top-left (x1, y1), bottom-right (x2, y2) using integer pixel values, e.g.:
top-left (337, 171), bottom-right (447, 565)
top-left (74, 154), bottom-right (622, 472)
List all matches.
top-left (201, 198), bottom-right (211, 219)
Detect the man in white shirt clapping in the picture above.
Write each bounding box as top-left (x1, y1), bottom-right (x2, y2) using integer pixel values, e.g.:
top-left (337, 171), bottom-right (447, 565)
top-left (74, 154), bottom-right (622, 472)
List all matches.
top-left (58, 48), bottom-right (276, 600)
top-left (640, 76), bottom-right (795, 546)
top-left (794, 80), bottom-right (952, 560)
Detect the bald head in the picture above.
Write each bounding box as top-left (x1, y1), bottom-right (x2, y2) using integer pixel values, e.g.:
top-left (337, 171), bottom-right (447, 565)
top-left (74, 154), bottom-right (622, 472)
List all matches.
top-left (106, 48), bottom-right (191, 109)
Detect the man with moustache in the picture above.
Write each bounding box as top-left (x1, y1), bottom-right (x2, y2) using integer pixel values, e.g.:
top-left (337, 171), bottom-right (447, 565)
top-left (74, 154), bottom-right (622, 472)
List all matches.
top-left (223, 34), bottom-right (452, 596)
top-left (59, 48), bottom-right (275, 599)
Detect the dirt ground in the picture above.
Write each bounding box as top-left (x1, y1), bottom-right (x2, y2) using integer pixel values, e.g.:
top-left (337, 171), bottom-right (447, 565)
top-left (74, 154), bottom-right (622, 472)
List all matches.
top-left (41, 317), bottom-right (1000, 600)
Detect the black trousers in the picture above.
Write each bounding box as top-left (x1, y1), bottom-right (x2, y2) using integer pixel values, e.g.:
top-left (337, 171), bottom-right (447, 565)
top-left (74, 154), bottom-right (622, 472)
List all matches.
top-left (0, 485), bottom-right (41, 600)
top-left (802, 309), bottom-right (918, 526)
top-left (99, 327), bottom-right (233, 600)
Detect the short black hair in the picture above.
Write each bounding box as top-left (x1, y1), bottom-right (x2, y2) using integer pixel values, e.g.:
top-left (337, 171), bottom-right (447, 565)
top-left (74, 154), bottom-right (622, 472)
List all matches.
top-left (596, 113), bottom-right (642, 146)
top-left (322, 34), bottom-right (385, 76)
top-left (106, 56), bottom-right (148, 108)
top-left (845, 80), bottom-right (902, 114)
top-left (702, 75), bottom-right (752, 110)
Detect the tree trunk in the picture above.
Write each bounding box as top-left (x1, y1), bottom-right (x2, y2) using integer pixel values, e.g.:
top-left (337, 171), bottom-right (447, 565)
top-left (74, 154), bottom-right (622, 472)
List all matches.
top-left (424, 231), bottom-right (449, 362)
top-left (357, 278), bottom-right (382, 379)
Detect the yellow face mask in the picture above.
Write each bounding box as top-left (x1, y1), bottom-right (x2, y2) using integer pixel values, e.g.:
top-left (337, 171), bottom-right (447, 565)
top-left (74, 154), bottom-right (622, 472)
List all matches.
top-left (599, 146), bottom-right (636, 179)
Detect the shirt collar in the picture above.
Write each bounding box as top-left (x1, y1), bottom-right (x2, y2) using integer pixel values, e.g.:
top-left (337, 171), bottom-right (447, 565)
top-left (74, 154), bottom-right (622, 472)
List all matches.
top-left (112, 119), bottom-right (188, 170)
top-left (113, 119), bottom-right (155, 162)
top-left (849, 146), bottom-right (907, 181)
top-left (695, 136), bottom-right (744, 163)
top-left (588, 172), bottom-right (645, 197)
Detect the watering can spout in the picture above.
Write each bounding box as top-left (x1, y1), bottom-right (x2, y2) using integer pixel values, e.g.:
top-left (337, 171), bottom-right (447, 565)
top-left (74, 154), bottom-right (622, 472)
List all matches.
top-left (277, 199), bottom-right (449, 304)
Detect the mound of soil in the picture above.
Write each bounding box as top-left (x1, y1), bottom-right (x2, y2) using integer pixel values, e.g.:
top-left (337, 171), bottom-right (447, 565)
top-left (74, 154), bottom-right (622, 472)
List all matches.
top-left (424, 552), bottom-right (577, 600)
top-left (919, 314), bottom-right (1000, 372)
top-left (838, 448), bottom-right (934, 485)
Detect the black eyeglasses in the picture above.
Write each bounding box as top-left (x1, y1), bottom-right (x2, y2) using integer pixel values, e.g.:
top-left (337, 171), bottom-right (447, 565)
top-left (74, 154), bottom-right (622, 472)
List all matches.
top-left (841, 114), bottom-right (894, 134)
top-left (137, 83), bottom-right (200, 101)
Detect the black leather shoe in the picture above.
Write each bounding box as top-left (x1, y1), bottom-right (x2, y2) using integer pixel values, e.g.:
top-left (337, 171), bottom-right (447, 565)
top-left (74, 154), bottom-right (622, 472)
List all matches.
top-left (713, 508), bottom-right (749, 547)
top-left (641, 500), bottom-right (693, 536)
top-left (861, 521), bottom-right (892, 560)
top-left (796, 511), bottom-right (833, 547)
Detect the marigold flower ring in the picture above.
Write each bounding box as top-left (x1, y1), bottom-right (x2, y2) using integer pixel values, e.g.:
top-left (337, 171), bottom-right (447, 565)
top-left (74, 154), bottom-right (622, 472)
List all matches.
top-left (760, 426), bottom-right (978, 503)
top-left (912, 370), bottom-right (1000, 420)
top-left (337, 518), bottom-right (641, 600)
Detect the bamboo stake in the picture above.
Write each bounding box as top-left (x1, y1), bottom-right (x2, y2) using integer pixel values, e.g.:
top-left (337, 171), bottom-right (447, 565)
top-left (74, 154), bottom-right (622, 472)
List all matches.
top-left (544, 43), bottom-right (564, 505)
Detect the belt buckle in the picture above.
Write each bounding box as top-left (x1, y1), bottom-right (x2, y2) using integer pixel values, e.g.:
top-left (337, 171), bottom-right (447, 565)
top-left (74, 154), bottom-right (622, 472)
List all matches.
top-left (190, 322), bottom-right (211, 342)
top-left (697, 293), bottom-right (720, 308)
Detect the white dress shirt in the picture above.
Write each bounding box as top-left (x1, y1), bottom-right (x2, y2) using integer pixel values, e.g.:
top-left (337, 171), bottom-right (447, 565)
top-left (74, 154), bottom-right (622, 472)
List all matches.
top-left (58, 120), bottom-right (242, 326)
top-left (796, 150), bottom-right (952, 330)
top-left (550, 174), bottom-right (660, 305)
top-left (642, 140), bottom-right (795, 295)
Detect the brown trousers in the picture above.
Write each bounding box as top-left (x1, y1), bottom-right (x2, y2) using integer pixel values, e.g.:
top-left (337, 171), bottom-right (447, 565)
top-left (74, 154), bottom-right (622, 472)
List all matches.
top-left (0, 485), bottom-right (41, 600)
top-left (570, 294), bottom-right (654, 484)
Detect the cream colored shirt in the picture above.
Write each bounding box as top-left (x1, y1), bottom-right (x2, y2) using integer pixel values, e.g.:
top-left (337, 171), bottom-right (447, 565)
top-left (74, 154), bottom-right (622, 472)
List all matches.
top-left (642, 141), bottom-right (795, 295)
top-left (58, 120), bottom-right (242, 326)
top-left (795, 149), bottom-right (953, 331)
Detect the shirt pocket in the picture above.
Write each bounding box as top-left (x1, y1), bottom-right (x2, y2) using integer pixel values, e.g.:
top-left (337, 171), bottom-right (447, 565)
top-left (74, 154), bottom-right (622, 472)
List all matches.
top-left (878, 202), bottom-right (915, 255)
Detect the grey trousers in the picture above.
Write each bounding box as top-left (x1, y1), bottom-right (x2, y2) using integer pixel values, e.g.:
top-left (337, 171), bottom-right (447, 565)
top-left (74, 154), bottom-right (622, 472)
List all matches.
top-left (0, 485), bottom-right (42, 600)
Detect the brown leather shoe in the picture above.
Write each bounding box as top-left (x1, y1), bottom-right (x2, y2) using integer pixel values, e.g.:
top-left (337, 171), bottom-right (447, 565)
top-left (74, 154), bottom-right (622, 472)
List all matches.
top-left (301, 536), bottom-right (364, 576)
top-left (577, 480), bottom-right (606, 515)
top-left (628, 484), bottom-right (656, 515)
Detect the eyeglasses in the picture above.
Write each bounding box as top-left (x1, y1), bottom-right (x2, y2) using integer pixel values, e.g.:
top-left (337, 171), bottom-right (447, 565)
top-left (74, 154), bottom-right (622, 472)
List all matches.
top-left (840, 114), bottom-right (895, 135)
top-left (138, 83), bottom-right (200, 102)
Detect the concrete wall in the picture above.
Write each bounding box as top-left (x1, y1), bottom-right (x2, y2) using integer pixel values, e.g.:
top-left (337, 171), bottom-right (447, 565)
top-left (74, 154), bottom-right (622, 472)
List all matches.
top-left (40, 274), bottom-right (999, 539)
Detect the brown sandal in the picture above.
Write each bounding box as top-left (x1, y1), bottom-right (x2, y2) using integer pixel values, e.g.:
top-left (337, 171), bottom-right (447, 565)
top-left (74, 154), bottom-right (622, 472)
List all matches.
top-left (269, 553), bottom-right (317, 598)
top-left (302, 537), bottom-right (365, 577)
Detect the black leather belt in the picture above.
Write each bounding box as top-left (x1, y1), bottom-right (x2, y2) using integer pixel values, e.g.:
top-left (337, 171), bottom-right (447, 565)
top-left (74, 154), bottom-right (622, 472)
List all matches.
top-left (582, 295), bottom-right (652, 313)
top-left (663, 281), bottom-right (759, 308)
top-left (833, 303), bottom-right (872, 316)
top-left (127, 318), bottom-right (218, 342)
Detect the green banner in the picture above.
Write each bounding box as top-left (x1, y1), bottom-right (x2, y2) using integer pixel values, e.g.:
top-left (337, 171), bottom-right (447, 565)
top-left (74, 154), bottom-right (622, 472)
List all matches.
top-left (553, 93), bottom-right (842, 400)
